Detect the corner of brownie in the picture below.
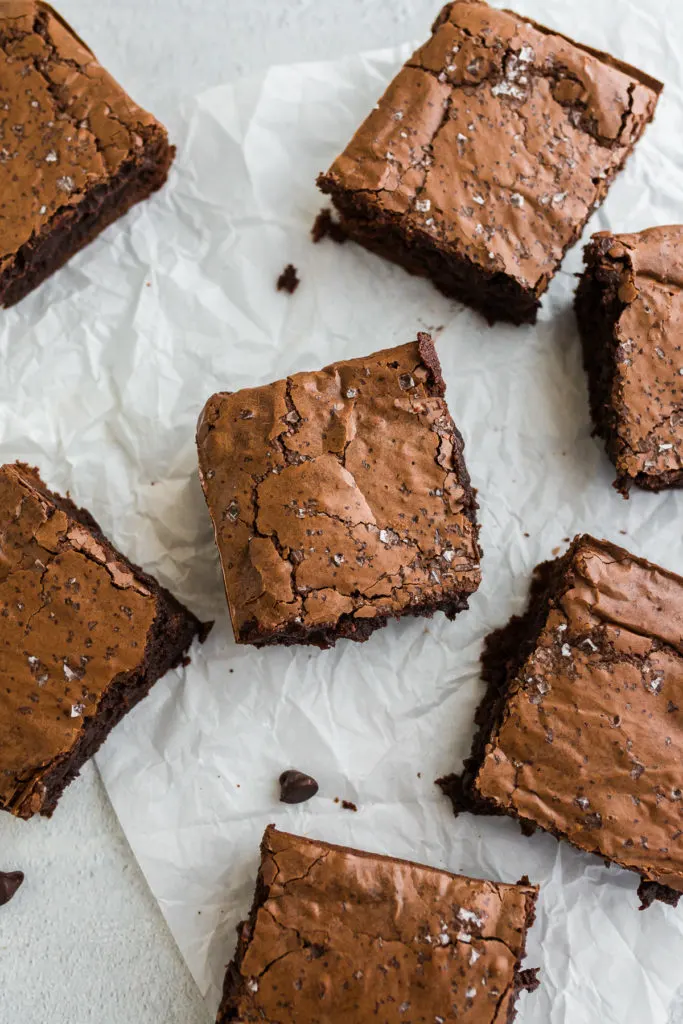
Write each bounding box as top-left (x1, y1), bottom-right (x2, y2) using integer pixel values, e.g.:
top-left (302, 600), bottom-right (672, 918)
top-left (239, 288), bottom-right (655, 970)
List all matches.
top-left (576, 225), bottom-right (683, 495)
top-left (440, 534), bottom-right (683, 910)
top-left (0, 461), bottom-right (207, 819)
top-left (317, 0), bottom-right (662, 325)
top-left (0, 2), bottom-right (174, 307)
top-left (197, 333), bottom-right (481, 649)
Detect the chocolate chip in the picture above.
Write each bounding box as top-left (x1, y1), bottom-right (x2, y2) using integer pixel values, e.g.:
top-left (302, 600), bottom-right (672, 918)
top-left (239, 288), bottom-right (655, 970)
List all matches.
top-left (0, 870), bottom-right (24, 906)
top-left (279, 769), bottom-right (319, 804)
top-left (341, 800), bottom-right (357, 812)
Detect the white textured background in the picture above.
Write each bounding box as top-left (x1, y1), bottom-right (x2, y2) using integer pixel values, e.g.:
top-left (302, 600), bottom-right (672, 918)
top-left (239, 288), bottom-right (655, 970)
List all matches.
top-left (0, 2), bottom-right (675, 1023)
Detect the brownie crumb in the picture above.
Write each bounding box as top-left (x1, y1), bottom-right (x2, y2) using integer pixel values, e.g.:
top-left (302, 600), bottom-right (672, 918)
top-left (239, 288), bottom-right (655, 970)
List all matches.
top-left (181, 656), bottom-right (191, 668)
top-left (311, 208), bottom-right (346, 245)
top-left (341, 800), bottom-right (357, 812)
top-left (518, 967), bottom-right (541, 992)
top-left (276, 264), bottom-right (300, 294)
top-left (279, 769), bottom-right (319, 804)
top-left (0, 871), bottom-right (24, 906)
top-left (637, 877), bottom-right (681, 911)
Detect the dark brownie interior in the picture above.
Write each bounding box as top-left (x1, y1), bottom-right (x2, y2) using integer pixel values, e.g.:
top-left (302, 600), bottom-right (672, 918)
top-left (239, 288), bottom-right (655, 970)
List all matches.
top-left (0, 130), bottom-right (173, 309)
top-left (576, 238), bottom-right (683, 495)
top-left (315, 185), bottom-right (540, 326)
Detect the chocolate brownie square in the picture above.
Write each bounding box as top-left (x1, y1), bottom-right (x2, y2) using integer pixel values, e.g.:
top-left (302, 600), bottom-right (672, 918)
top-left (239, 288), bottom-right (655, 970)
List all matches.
top-left (0, 462), bottom-right (208, 819)
top-left (576, 226), bottom-right (683, 495)
top-left (217, 826), bottom-right (539, 1023)
top-left (439, 535), bottom-right (683, 909)
top-left (317, 0), bottom-right (662, 325)
top-left (196, 333), bottom-right (481, 649)
top-left (0, 2), bottom-right (174, 308)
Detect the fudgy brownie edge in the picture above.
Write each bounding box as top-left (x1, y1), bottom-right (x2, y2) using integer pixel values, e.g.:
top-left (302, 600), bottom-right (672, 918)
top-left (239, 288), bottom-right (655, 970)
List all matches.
top-left (438, 538), bottom-right (682, 909)
top-left (10, 464), bottom-right (210, 818)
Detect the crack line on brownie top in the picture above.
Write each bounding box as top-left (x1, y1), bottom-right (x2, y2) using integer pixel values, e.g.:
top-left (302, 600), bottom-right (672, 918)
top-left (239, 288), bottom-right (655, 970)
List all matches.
top-left (234, 370), bottom-right (477, 622)
top-left (31, 10), bottom-right (150, 160)
top-left (259, 877), bottom-right (525, 964)
top-left (0, 11), bottom-right (159, 262)
top-left (0, 21), bottom-right (108, 169)
top-left (403, 45), bottom-right (634, 150)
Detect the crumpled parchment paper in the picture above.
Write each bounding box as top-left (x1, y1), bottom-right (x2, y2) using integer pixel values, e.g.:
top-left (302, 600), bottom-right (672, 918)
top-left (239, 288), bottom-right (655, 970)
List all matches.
top-left (3, 3), bottom-right (683, 1020)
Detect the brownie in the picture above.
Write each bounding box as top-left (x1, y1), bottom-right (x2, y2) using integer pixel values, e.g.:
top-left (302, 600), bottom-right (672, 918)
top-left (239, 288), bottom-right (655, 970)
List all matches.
top-left (317, 0), bottom-right (662, 325)
top-left (196, 333), bottom-right (481, 649)
top-left (0, 462), bottom-right (207, 819)
top-left (576, 226), bottom-right (683, 496)
top-left (217, 825), bottom-right (540, 1023)
top-left (439, 535), bottom-right (683, 908)
top-left (0, 2), bottom-right (174, 308)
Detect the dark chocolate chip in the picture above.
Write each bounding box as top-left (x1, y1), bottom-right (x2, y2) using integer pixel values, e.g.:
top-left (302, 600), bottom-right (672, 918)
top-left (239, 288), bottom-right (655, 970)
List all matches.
top-left (341, 800), bottom-right (357, 812)
top-left (0, 870), bottom-right (24, 906)
top-left (279, 769), bottom-right (319, 804)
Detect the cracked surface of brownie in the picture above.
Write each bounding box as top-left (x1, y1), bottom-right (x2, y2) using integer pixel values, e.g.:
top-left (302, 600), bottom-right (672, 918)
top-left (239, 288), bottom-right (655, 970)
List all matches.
top-left (217, 825), bottom-right (539, 1024)
top-left (441, 535), bottom-right (683, 907)
top-left (576, 226), bottom-right (683, 495)
top-left (0, 462), bottom-right (207, 819)
top-left (0, 2), bottom-right (174, 307)
top-left (196, 333), bottom-right (481, 649)
top-left (317, 0), bottom-right (662, 324)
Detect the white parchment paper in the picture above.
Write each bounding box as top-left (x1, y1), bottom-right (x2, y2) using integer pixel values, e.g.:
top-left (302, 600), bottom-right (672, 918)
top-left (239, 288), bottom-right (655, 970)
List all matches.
top-left (3, 3), bottom-right (683, 1020)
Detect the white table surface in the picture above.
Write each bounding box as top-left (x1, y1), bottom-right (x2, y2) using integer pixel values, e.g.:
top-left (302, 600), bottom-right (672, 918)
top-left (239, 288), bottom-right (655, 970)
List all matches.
top-left (0, 3), bottom-right (436, 1022)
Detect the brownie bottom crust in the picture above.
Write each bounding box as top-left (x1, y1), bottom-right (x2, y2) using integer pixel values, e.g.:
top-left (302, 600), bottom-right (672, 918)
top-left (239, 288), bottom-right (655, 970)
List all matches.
top-left (240, 590), bottom-right (473, 650)
top-left (0, 128), bottom-right (174, 309)
top-left (437, 545), bottom-right (681, 911)
top-left (575, 242), bottom-right (683, 496)
top-left (12, 468), bottom-right (208, 819)
top-left (316, 179), bottom-right (539, 326)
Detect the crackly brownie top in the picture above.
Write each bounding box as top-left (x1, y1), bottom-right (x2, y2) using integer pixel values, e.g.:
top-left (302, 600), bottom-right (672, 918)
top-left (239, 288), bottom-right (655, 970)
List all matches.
top-left (583, 226), bottom-right (683, 484)
top-left (196, 335), bottom-right (480, 643)
top-left (475, 535), bottom-right (683, 892)
top-left (321, 0), bottom-right (661, 296)
top-left (0, 1), bottom-right (166, 276)
top-left (0, 462), bottom-right (159, 817)
top-left (223, 826), bottom-right (537, 1023)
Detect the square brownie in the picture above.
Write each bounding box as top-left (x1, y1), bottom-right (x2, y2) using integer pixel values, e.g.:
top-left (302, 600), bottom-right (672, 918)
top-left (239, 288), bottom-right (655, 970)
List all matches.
top-left (0, 462), bottom-right (208, 819)
top-left (317, 0), bottom-right (662, 325)
top-left (576, 226), bottom-right (683, 495)
top-left (217, 825), bottom-right (539, 1023)
top-left (0, 2), bottom-right (174, 308)
top-left (439, 535), bottom-right (683, 910)
top-left (196, 333), bottom-right (481, 649)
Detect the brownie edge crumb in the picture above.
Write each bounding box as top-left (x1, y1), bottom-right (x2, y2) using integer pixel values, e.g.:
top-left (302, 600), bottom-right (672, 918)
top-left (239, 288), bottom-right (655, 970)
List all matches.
top-left (276, 264), bottom-right (300, 294)
top-left (311, 208), bottom-right (347, 244)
